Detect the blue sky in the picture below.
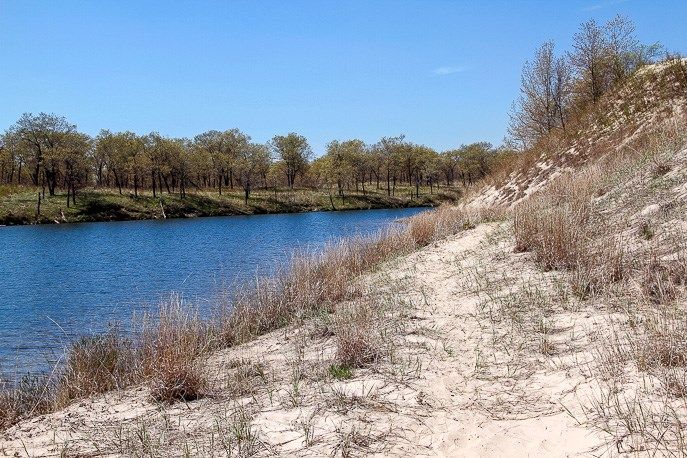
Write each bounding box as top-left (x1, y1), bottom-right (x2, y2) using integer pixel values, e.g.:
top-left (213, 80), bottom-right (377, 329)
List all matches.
top-left (1, 0), bottom-right (685, 155)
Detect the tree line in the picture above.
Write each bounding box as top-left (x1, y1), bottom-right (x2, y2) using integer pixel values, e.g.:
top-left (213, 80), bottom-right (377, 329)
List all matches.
top-left (0, 114), bottom-right (505, 206)
top-left (508, 15), bottom-right (664, 148)
top-left (4, 15), bottom-right (659, 205)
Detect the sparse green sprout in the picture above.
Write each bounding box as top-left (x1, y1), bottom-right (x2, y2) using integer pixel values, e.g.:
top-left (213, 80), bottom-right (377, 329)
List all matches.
top-left (640, 221), bottom-right (655, 240)
top-left (328, 364), bottom-right (353, 380)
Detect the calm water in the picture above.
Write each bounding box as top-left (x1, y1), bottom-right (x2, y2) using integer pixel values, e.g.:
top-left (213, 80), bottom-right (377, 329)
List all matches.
top-left (0, 207), bottom-right (425, 375)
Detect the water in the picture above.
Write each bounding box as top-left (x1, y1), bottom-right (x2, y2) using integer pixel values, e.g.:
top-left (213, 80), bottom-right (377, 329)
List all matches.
top-left (0, 207), bottom-right (426, 375)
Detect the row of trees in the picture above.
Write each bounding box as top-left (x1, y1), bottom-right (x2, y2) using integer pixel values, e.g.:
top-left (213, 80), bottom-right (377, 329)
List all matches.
top-left (0, 113), bottom-right (502, 204)
top-left (508, 15), bottom-right (663, 148)
top-left (313, 137), bottom-right (497, 199)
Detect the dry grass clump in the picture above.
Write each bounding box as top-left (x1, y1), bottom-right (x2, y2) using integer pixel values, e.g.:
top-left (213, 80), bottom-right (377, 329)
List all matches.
top-left (632, 311), bottom-right (687, 371)
top-left (408, 204), bottom-right (504, 247)
top-left (664, 56), bottom-right (687, 92)
top-left (2, 332), bottom-right (138, 428)
top-left (513, 165), bottom-right (629, 297)
top-left (586, 384), bottom-right (687, 455)
top-left (149, 363), bottom-right (206, 403)
top-left (513, 169), bottom-right (597, 259)
top-left (1, 336), bottom-right (137, 429)
top-left (589, 314), bottom-right (687, 453)
top-left (333, 299), bottom-right (387, 368)
top-left (218, 227), bottom-right (415, 347)
top-left (640, 255), bottom-right (687, 304)
top-left (0, 374), bottom-right (54, 429)
top-left (140, 300), bottom-right (210, 403)
top-left (56, 330), bottom-right (135, 404)
top-left (224, 358), bottom-right (267, 397)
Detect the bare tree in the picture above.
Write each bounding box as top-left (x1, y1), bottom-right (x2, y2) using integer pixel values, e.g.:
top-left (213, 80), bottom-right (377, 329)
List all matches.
top-left (604, 15), bottom-right (661, 85)
top-left (508, 41), bottom-right (572, 148)
top-left (569, 16), bottom-right (660, 106)
top-left (569, 19), bottom-right (607, 105)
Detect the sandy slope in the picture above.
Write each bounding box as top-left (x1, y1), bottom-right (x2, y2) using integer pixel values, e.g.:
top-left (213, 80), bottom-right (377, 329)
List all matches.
top-left (1, 222), bottom-right (613, 457)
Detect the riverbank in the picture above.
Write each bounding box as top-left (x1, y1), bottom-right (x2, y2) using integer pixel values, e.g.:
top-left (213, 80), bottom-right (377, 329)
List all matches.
top-left (0, 214), bottom-right (609, 456)
top-left (4, 123), bottom-right (687, 453)
top-left (0, 205), bottom-right (495, 432)
top-left (0, 185), bottom-right (459, 226)
top-left (0, 206), bottom-right (429, 376)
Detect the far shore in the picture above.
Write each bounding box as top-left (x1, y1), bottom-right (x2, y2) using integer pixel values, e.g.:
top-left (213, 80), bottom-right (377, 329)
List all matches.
top-left (0, 185), bottom-right (458, 227)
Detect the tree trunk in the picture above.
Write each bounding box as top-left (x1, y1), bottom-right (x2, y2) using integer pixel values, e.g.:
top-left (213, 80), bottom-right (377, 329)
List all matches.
top-left (35, 193), bottom-right (41, 222)
top-left (162, 173), bottom-right (171, 194)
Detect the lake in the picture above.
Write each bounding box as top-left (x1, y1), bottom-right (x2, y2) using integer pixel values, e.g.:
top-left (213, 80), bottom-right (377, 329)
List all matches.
top-left (0, 207), bottom-right (426, 375)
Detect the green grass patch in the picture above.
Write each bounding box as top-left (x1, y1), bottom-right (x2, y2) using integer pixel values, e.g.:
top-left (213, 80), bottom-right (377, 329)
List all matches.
top-left (0, 185), bottom-right (460, 226)
top-left (328, 364), bottom-right (354, 380)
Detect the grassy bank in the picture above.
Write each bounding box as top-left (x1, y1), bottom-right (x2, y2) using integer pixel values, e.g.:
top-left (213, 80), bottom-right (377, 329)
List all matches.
top-left (0, 185), bottom-right (459, 226)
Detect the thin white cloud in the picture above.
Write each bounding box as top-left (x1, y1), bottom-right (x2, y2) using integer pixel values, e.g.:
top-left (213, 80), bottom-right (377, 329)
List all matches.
top-left (582, 0), bottom-right (629, 12)
top-left (432, 65), bottom-right (468, 76)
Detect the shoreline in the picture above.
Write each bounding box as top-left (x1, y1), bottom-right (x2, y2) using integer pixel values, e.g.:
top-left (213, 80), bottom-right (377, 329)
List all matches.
top-left (0, 187), bottom-right (458, 227)
top-left (0, 205), bottom-right (486, 432)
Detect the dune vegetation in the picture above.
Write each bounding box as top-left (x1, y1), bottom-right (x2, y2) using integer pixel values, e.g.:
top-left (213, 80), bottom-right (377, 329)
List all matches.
top-left (2, 14), bottom-right (687, 457)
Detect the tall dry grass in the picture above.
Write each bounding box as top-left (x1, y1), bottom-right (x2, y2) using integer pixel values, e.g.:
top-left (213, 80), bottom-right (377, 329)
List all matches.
top-left (0, 203), bottom-right (497, 429)
top-left (139, 300), bottom-right (210, 402)
top-left (511, 120), bottom-right (687, 453)
top-left (513, 164), bottom-right (629, 297)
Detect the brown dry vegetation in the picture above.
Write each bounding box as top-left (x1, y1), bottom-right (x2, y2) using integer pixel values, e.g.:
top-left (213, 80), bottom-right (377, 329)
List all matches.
top-left (470, 57), bottom-right (687, 209)
top-left (510, 115), bottom-right (687, 453)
